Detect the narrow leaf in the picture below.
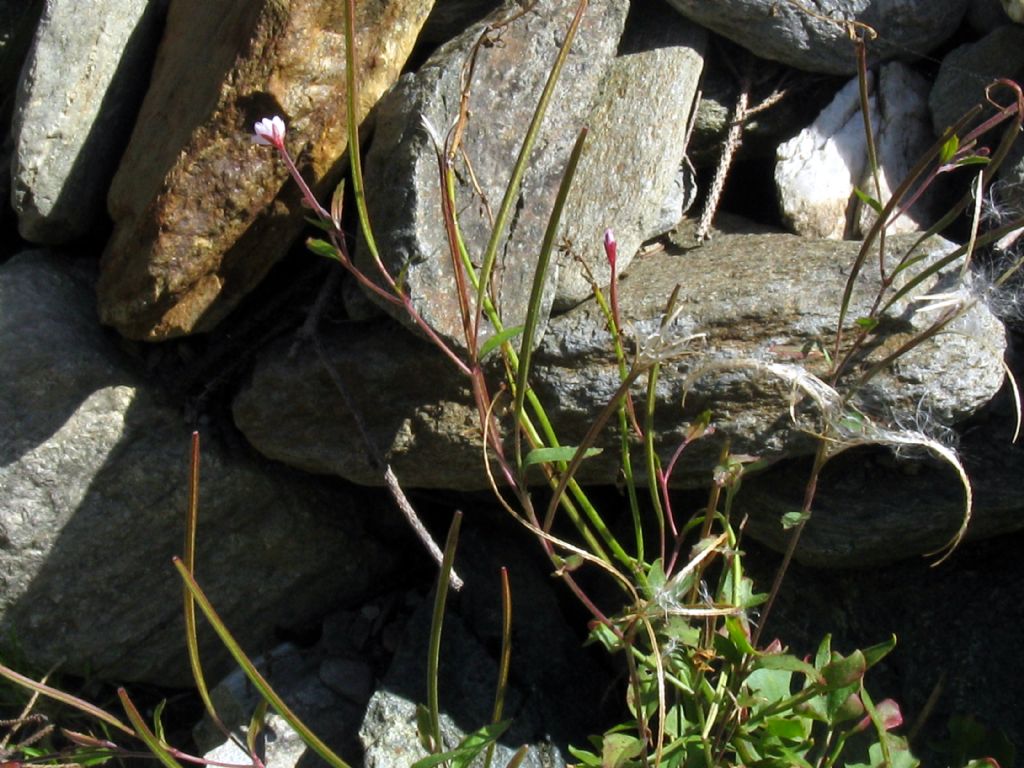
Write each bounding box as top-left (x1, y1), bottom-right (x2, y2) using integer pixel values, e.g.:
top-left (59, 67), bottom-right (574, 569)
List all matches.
top-left (118, 689), bottom-right (183, 768)
top-left (955, 155), bottom-right (991, 167)
top-left (307, 237), bottom-right (339, 260)
top-left (853, 186), bottom-right (883, 213)
top-left (523, 446), bottom-right (602, 468)
top-left (780, 510), bottom-right (809, 530)
top-left (174, 559), bottom-right (352, 768)
top-left (479, 325), bottom-right (525, 360)
top-left (0, 662), bottom-right (132, 735)
top-left (939, 134), bottom-right (960, 164)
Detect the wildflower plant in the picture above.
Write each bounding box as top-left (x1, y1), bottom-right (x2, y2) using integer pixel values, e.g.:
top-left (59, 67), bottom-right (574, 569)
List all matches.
top-left (239, 4), bottom-right (1021, 765)
top-left (1, 1), bottom-right (1022, 767)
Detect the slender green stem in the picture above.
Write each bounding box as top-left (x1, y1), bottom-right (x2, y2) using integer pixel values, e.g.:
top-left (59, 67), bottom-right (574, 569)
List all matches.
top-left (513, 128), bottom-right (588, 462)
top-left (427, 512), bottom-right (463, 755)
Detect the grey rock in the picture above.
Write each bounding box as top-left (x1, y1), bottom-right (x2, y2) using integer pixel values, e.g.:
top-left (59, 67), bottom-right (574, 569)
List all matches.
top-left (362, 691), bottom-right (563, 768)
top-left (0, 251), bottom-right (397, 684)
top-left (662, 0), bottom-right (969, 75)
top-left (529, 227), bottom-right (1004, 479)
top-left (358, 0), bottom-right (629, 348)
top-left (235, 226), bottom-right (1005, 502)
top-left (966, 0), bottom-right (1018, 30)
top-left (320, 656), bottom-right (375, 704)
top-left (360, 525), bottom-right (602, 767)
top-left (418, 0), bottom-right (503, 46)
top-left (554, 12), bottom-right (706, 309)
top-left (195, 643), bottom-right (362, 767)
top-left (738, 391), bottom-right (1024, 566)
top-left (776, 63), bottom-right (933, 239)
top-left (9, 0), bottom-right (167, 243)
top-left (929, 24), bottom-right (1024, 136)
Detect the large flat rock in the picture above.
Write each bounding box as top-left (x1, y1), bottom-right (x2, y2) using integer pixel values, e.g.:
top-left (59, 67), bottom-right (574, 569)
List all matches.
top-left (235, 227), bottom-right (1004, 515)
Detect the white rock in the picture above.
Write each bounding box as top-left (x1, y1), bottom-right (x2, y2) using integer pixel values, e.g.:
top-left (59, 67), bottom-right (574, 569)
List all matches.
top-left (775, 74), bottom-right (875, 239)
top-left (854, 62), bottom-right (934, 238)
top-left (776, 63), bottom-right (934, 240)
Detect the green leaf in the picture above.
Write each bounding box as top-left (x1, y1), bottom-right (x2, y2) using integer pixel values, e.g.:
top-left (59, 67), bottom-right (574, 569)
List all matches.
top-left (552, 553), bottom-right (585, 574)
top-left (763, 716), bottom-right (810, 742)
top-left (744, 667), bottom-right (795, 711)
top-left (755, 653), bottom-right (821, 682)
top-left (955, 155), bottom-right (990, 167)
top-left (867, 734), bottom-right (920, 768)
top-left (586, 621), bottom-right (624, 654)
top-left (827, 687), bottom-right (863, 724)
top-left (853, 186), bottom-right (883, 213)
top-left (304, 216), bottom-right (335, 234)
top-left (523, 445), bottom-right (602, 468)
top-left (173, 560), bottom-right (353, 768)
top-left (821, 650), bottom-right (866, 689)
top-left (306, 237), bottom-right (339, 260)
top-left (602, 733), bottom-right (645, 768)
top-left (644, 558), bottom-right (667, 598)
top-left (415, 703), bottom-right (434, 753)
top-left (247, 698), bottom-right (270, 757)
top-left (567, 745), bottom-right (603, 767)
top-left (837, 411), bottom-right (868, 435)
top-left (855, 316), bottom-right (879, 331)
top-left (119, 689), bottom-right (185, 768)
top-left (781, 510), bottom-right (809, 530)
top-left (940, 134), bottom-right (960, 164)
top-left (862, 634), bottom-right (897, 669)
top-left (152, 699), bottom-right (167, 742)
top-left (409, 721), bottom-right (511, 768)
top-left (724, 615), bottom-right (757, 656)
top-left (479, 324), bottom-right (524, 360)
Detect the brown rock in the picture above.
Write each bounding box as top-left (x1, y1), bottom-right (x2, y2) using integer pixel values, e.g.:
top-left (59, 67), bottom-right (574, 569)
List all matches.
top-left (98, 0), bottom-right (434, 340)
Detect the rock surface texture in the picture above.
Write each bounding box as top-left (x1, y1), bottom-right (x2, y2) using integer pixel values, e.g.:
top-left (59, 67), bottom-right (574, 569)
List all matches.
top-left (661, 0), bottom-right (970, 74)
top-left (554, 9), bottom-right (706, 309)
top-left (10, 0), bottom-right (167, 243)
top-left (0, 252), bottom-right (397, 684)
top-left (358, 0), bottom-right (629, 347)
top-left (97, 0), bottom-right (434, 340)
top-left (929, 24), bottom-right (1024, 134)
top-left (236, 225), bottom-right (1006, 547)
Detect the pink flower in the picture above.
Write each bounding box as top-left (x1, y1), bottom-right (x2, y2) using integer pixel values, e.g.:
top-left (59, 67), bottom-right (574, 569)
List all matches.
top-left (855, 698), bottom-right (903, 733)
top-left (252, 116), bottom-right (286, 150)
top-left (603, 228), bottom-right (617, 271)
